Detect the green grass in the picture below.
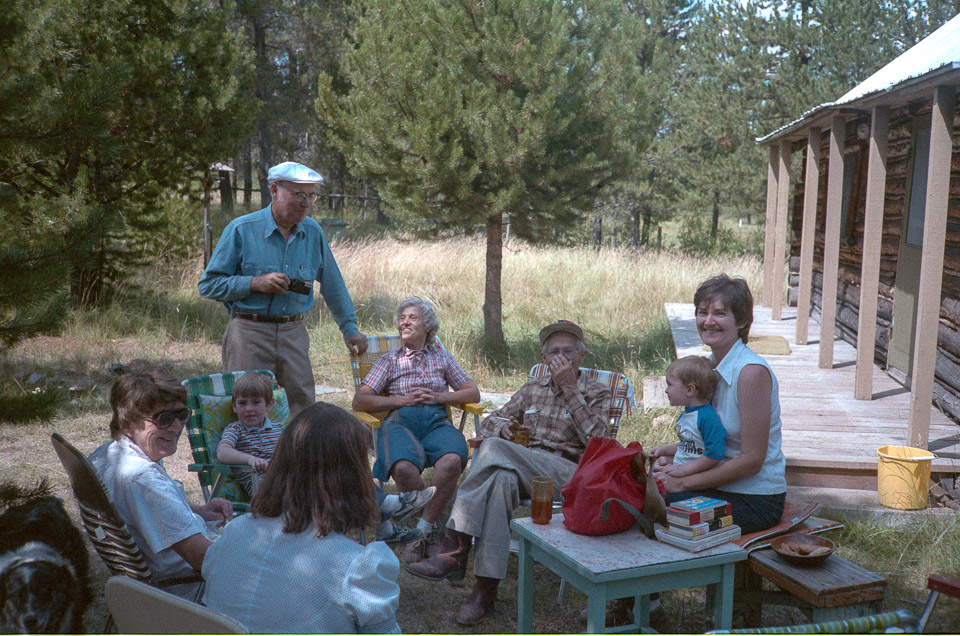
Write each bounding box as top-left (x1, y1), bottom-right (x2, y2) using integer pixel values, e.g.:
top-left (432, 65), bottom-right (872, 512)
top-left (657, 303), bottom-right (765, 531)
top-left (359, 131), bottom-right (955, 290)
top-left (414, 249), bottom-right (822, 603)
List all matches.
top-left (4, 236), bottom-right (960, 633)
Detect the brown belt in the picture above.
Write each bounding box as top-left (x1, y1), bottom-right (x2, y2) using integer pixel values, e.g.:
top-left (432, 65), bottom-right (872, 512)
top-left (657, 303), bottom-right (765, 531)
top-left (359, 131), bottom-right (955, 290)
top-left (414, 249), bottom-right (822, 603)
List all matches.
top-left (231, 312), bottom-right (302, 324)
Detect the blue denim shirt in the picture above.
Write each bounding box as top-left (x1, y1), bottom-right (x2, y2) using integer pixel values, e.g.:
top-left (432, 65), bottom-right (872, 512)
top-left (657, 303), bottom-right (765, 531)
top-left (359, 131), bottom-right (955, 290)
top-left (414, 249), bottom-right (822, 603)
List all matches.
top-left (198, 206), bottom-right (359, 338)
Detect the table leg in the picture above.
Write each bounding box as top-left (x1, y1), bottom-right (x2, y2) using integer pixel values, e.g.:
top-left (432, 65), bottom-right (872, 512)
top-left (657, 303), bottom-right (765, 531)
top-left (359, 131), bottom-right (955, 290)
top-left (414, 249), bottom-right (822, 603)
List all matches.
top-left (518, 536), bottom-right (534, 633)
top-left (634, 594), bottom-right (651, 630)
top-left (586, 589), bottom-right (606, 634)
top-left (709, 563), bottom-right (736, 630)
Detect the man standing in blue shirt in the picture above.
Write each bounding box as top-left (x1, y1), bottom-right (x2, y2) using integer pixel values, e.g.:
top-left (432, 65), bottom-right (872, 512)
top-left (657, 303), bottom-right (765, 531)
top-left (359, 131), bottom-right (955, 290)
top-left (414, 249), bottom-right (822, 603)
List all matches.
top-left (199, 161), bottom-right (367, 417)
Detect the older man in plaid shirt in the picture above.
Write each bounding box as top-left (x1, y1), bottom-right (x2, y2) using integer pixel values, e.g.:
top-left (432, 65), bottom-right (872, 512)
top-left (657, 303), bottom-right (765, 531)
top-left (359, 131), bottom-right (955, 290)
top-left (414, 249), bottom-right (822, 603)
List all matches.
top-left (407, 319), bottom-right (610, 625)
top-left (353, 297), bottom-right (480, 566)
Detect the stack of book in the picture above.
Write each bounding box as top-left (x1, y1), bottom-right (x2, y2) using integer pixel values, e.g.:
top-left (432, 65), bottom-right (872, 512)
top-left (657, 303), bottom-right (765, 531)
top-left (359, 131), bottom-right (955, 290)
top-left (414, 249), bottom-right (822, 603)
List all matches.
top-left (654, 496), bottom-right (741, 552)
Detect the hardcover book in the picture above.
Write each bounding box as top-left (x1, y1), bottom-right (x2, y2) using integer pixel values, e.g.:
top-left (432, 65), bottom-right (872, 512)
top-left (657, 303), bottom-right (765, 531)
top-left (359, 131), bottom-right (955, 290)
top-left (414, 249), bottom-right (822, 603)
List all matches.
top-left (666, 497), bottom-right (732, 525)
top-left (655, 524), bottom-right (741, 552)
top-left (666, 515), bottom-right (734, 538)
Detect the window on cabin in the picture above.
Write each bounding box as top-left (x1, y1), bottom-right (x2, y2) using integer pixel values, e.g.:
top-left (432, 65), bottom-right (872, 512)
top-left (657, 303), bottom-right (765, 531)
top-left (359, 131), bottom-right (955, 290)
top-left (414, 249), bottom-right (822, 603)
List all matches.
top-left (905, 128), bottom-right (930, 248)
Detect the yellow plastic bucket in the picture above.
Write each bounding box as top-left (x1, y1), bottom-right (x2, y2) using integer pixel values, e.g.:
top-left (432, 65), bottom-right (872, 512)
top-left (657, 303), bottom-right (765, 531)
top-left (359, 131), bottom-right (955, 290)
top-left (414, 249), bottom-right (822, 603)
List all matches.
top-left (877, 445), bottom-right (934, 510)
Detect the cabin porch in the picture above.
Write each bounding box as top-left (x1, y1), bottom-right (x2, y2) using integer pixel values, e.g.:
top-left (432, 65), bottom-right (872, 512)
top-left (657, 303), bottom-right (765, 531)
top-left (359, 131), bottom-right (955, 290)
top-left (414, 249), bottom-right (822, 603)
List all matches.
top-left (665, 302), bottom-right (960, 502)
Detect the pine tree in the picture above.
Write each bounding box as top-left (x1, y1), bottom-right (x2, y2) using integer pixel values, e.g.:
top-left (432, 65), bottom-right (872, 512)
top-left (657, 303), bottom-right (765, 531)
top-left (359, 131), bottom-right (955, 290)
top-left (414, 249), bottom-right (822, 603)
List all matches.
top-left (318, 0), bottom-right (659, 347)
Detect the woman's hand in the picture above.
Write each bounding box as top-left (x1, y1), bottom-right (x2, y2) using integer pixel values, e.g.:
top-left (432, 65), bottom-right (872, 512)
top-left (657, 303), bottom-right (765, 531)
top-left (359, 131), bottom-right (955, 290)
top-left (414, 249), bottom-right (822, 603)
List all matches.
top-left (655, 471), bottom-right (685, 493)
top-left (196, 498), bottom-right (233, 524)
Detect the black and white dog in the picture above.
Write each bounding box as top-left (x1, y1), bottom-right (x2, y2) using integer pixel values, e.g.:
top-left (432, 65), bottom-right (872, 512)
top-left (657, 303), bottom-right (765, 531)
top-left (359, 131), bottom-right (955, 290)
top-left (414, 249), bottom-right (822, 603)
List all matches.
top-left (0, 497), bottom-right (90, 633)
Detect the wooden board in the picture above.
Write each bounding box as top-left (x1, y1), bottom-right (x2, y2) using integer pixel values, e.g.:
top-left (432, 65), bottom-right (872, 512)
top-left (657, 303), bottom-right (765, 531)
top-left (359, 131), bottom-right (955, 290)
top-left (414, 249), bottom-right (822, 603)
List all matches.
top-left (747, 548), bottom-right (886, 608)
top-left (665, 303), bottom-right (960, 489)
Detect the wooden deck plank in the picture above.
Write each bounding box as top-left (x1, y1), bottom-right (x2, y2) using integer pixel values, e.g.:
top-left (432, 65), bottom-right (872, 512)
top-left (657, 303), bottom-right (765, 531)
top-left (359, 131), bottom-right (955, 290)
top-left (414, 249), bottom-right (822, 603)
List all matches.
top-left (665, 303), bottom-right (960, 488)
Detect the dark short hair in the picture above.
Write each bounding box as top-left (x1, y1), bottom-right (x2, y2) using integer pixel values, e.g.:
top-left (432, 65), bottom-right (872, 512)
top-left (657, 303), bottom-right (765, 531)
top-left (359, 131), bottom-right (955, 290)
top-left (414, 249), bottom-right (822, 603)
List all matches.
top-left (666, 356), bottom-right (717, 401)
top-left (109, 366), bottom-right (186, 440)
top-left (231, 372), bottom-right (275, 403)
top-left (693, 274), bottom-right (754, 344)
top-left (250, 402), bottom-right (378, 537)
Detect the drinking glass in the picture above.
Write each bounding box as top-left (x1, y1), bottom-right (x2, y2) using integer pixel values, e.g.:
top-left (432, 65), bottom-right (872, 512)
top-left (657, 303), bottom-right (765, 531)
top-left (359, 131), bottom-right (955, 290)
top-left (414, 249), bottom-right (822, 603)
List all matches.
top-left (531, 476), bottom-right (554, 524)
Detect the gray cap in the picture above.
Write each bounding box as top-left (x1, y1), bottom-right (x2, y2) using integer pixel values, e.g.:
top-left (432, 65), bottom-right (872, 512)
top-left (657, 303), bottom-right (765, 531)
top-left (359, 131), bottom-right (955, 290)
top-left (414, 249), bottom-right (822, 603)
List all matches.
top-left (539, 320), bottom-right (584, 345)
top-left (266, 162), bottom-right (324, 185)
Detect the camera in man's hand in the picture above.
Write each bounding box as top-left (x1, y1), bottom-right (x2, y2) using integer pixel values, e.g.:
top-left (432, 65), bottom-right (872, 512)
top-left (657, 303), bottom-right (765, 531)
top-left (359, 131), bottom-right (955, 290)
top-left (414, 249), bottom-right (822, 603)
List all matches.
top-left (287, 279), bottom-right (312, 295)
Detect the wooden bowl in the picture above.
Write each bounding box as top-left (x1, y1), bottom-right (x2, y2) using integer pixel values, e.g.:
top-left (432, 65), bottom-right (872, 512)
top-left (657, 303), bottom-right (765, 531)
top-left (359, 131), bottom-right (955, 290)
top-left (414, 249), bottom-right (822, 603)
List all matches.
top-left (771, 533), bottom-right (835, 567)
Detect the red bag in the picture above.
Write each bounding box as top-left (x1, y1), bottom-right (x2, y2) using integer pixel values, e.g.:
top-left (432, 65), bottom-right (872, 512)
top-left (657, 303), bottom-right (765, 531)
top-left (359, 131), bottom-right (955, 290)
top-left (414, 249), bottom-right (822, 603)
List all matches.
top-left (561, 436), bottom-right (666, 536)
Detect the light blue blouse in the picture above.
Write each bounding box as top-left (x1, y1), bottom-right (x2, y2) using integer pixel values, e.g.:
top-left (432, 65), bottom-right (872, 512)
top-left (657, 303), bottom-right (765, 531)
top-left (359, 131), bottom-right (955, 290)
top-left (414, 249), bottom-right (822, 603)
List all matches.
top-left (202, 514), bottom-right (401, 633)
top-left (710, 338), bottom-right (787, 495)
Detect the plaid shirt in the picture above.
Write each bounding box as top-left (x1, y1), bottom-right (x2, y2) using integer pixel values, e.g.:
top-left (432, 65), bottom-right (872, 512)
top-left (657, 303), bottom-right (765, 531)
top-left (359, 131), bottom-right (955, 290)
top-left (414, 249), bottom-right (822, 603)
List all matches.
top-left (480, 373), bottom-right (609, 462)
top-left (362, 344), bottom-right (472, 396)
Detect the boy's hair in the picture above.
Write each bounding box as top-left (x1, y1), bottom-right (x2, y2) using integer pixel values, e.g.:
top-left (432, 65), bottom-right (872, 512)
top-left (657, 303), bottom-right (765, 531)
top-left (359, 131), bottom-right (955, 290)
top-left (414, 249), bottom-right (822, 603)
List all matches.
top-left (666, 356), bottom-right (717, 401)
top-left (109, 365), bottom-right (186, 441)
top-left (251, 402), bottom-right (378, 536)
top-left (693, 274), bottom-right (754, 344)
top-left (231, 373), bottom-right (275, 403)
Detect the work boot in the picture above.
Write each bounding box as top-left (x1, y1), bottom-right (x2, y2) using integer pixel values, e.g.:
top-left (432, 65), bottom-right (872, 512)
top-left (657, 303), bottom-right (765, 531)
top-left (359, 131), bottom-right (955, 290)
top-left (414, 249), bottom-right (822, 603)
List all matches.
top-left (405, 529), bottom-right (471, 582)
top-left (455, 576), bottom-right (499, 625)
top-left (400, 524), bottom-right (441, 565)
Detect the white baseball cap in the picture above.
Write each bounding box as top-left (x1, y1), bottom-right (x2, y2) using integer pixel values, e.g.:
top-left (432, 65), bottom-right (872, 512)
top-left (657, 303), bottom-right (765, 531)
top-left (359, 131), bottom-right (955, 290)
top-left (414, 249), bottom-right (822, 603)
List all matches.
top-left (266, 162), bottom-right (324, 185)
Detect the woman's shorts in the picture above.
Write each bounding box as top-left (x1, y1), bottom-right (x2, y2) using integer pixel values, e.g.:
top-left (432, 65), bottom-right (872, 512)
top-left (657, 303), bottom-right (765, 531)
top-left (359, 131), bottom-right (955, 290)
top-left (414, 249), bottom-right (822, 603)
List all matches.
top-left (372, 404), bottom-right (468, 482)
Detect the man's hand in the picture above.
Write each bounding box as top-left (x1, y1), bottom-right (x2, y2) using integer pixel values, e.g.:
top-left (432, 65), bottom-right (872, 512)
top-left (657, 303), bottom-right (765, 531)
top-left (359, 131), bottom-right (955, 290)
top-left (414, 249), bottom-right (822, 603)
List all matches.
top-left (345, 332), bottom-right (368, 355)
top-left (251, 272), bottom-right (290, 294)
top-left (496, 416), bottom-right (530, 442)
top-left (548, 352), bottom-right (579, 394)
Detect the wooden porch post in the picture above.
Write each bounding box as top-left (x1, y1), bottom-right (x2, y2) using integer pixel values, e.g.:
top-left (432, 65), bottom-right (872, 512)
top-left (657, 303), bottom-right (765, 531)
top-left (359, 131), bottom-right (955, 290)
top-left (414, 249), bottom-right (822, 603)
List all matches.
top-left (796, 127), bottom-right (821, 345)
top-left (762, 144), bottom-right (779, 308)
top-left (771, 141), bottom-right (792, 320)
top-left (908, 86), bottom-right (956, 448)
top-left (820, 116), bottom-right (845, 369)
top-left (854, 107), bottom-right (889, 400)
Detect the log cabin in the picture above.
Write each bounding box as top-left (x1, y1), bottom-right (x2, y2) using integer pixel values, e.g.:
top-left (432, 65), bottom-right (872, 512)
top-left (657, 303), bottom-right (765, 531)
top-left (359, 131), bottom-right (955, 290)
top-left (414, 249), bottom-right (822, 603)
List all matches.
top-left (757, 13), bottom-right (960, 451)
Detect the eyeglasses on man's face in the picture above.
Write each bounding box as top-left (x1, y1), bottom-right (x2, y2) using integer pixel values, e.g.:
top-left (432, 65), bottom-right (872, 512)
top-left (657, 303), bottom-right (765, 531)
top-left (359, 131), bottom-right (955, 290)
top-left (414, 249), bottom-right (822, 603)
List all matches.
top-left (544, 347), bottom-right (579, 358)
top-left (279, 183), bottom-right (320, 204)
top-left (145, 407), bottom-right (192, 429)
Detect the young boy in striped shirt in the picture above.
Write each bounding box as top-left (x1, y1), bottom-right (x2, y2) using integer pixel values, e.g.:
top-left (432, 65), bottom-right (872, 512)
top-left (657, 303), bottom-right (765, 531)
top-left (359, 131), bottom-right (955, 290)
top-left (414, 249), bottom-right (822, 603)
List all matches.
top-left (217, 373), bottom-right (283, 497)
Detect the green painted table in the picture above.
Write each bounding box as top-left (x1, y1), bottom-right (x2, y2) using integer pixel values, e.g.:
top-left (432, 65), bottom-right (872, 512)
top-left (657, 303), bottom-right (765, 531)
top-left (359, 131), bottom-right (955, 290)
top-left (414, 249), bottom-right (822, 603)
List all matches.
top-left (512, 515), bottom-right (747, 633)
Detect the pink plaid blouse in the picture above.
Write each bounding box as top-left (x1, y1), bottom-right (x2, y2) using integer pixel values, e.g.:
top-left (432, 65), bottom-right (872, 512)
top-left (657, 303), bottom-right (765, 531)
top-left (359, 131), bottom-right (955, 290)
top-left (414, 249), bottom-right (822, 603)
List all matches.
top-left (362, 344), bottom-right (472, 396)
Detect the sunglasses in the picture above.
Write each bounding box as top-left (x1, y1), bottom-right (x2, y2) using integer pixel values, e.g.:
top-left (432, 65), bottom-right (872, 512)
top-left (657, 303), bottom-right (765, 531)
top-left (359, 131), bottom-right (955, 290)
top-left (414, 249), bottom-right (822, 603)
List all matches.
top-left (145, 407), bottom-right (192, 429)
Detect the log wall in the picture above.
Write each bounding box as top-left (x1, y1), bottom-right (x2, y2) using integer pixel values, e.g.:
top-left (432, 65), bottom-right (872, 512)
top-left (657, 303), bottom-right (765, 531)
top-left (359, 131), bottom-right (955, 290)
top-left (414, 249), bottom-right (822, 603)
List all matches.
top-left (789, 100), bottom-right (960, 421)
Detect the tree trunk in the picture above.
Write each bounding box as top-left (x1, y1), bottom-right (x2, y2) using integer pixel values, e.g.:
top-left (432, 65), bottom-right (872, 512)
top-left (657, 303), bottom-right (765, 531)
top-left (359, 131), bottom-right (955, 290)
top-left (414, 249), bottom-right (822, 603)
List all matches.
top-left (593, 214), bottom-right (603, 251)
top-left (242, 147), bottom-right (252, 205)
top-left (641, 204), bottom-right (652, 246)
top-left (218, 169), bottom-right (234, 215)
top-left (254, 16), bottom-right (272, 207)
top-left (711, 189), bottom-right (720, 242)
top-left (483, 214), bottom-right (505, 349)
top-left (629, 206), bottom-right (640, 250)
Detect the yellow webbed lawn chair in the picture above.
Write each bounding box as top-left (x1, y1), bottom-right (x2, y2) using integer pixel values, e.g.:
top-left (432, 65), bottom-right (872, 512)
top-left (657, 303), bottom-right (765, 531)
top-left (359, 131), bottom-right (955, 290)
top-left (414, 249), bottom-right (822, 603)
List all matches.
top-left (526, 363), bottom-right (636, 440)
top-left (349, 335), bottom-right (484, 451)
top-left (182, 370), bottom-right (290, 513)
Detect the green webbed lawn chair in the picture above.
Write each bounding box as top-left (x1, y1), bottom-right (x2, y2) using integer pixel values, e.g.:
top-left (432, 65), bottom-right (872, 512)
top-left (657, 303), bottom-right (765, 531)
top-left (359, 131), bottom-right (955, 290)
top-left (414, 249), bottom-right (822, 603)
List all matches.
top-left (182, 370), bottom-right (290, 513)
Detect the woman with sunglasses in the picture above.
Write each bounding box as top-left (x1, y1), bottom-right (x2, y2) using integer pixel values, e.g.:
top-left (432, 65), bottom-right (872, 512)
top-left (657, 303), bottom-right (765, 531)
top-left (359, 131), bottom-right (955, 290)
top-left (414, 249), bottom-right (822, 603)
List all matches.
top-left (89, 364), bottom-right (232, 597)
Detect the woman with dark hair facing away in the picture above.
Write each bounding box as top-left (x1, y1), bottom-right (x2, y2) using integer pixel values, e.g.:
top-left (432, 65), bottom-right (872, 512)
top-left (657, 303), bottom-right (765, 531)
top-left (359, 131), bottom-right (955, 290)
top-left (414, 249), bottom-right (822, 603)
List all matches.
top-left (653, 274), bottom-right (787, 534)
top-left (202, 403), bottom-right (400, 633)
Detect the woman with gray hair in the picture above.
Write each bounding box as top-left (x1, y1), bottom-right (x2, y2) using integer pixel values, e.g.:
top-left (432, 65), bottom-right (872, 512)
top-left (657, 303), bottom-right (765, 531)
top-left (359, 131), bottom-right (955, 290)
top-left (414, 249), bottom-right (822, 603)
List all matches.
top-left (353, 297), bottom-right (480, 566)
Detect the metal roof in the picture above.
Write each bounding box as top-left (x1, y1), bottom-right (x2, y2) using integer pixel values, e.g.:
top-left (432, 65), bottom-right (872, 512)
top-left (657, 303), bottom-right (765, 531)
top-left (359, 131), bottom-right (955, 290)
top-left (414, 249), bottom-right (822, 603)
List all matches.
top-left (758, 12), bottom-right (960, 144)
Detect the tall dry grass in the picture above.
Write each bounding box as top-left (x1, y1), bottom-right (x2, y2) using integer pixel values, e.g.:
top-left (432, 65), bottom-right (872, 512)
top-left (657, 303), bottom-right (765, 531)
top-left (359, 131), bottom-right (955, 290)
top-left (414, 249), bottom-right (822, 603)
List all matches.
top-left (313, 236), bottom-right (762, 391)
